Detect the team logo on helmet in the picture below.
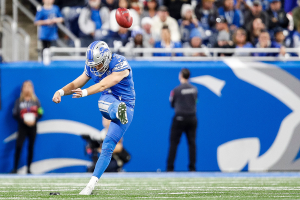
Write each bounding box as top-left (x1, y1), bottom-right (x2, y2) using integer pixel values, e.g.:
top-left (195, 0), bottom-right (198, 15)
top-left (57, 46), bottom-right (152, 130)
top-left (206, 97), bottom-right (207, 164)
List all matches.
top-left (99, 47), bottom-right (109, 57)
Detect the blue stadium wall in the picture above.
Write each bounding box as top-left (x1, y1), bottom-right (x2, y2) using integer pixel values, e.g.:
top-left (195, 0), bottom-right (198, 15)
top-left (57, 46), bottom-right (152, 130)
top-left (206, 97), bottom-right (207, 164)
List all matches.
top-left (1, 59), bottom-right (300, 173)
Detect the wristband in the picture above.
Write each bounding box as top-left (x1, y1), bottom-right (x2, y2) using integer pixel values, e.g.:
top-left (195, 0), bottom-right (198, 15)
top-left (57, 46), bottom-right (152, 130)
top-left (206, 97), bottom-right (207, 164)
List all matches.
top-left (58, 89), bottom-right (64, 96)
top-left (82, 89), bottom-right (88, 97)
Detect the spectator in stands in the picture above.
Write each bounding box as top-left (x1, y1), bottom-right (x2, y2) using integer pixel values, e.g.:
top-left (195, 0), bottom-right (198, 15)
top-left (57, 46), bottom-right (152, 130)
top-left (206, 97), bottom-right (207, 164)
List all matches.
top-left (34, 0), bottom-right (64, 53)
top-left (232, 28), bottom-right (253, 56)
top-left (61, 7), bottom-right (82, 37)
top-left (208, 16), bottom-right (230, 47)
top-left (253, 30), bottom-right (286, 56)
top-left (153, 25), bottom-right (183, 56)
top-left (235, 0), bottom-right (251, 12)
top-left (11, 81), bottom-right (43, 174)
top-left (151, 6), bottom-right (181, 42)
top-left (243, 0), bottom-right (269, 31)
top-left (54, 0), bottom-right (85, 10)
top-left (248, 18), bottom-right (265, 46)
top-left (266, 0), bottom-right (289, 30)
top-left (218, 0), bottom-right (243, 30)
top-left (214, 30), bottom-right (235, 56)
top-left (273, 27), bottom-right (288, 47)
top-left (141, 17), bottom-right (155, 47)
top-left (179, 4), bottom-right (203, 44)
top-left (110, 0), bottom-right (140, 32)
top-left (183, 28), bottom-right (210, 56)
top-left (78, 0), bottom-right (110, 47)
top-left (141, 0), bottom-right (158, 19)
top-left (261, 0), bottom-right (270, 11)
top-left (131, 0), bottom-right (144, 16)
top-left (164, 0), bottom-right (191, 20)
top-left (195, 0), bottom-right (219, 31)
top-left (102, 0), bottom-right (119, 11)
top-left (125, 28), bottom-right (152, 57)
top-left (106, 27), bottom-right (131, 50)
top-left (293, 21), bottom-right (300, 48)
top-left (215, 16), bottom-right (230, 33)
top-left (292, 0), bottom-right (300, 31)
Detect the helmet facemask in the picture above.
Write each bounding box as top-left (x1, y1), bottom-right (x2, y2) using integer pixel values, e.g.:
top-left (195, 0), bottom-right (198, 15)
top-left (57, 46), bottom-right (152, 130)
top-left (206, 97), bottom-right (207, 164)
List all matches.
top-left (90, 58), bottom-right (110, 77)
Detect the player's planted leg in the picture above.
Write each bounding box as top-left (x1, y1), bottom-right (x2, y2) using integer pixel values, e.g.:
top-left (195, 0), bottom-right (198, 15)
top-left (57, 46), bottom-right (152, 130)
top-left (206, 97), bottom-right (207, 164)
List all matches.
top-left (79, 176), bottom-right (98, 195)
top-left (79, 136), bottom-right (117, 195)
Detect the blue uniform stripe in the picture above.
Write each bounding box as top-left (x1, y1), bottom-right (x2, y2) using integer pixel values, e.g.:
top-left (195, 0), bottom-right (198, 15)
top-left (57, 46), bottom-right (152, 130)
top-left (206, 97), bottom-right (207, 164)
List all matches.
top-left (87, 41), bottom-right (99, 62)
top-left (87, 50), bottom-right (93, 61)
top-left (90, 41), bottom-right (98, 50)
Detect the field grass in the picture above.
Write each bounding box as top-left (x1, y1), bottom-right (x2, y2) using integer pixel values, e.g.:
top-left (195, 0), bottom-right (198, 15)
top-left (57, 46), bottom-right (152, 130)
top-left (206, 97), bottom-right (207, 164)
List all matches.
top-left (0, 173), bottom-right (299, 199)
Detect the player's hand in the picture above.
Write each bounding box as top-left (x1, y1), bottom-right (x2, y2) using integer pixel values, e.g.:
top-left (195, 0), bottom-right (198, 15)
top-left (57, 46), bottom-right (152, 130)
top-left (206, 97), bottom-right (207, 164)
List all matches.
top-left (181, 20), bottom-right (190, 26)
top-left (52, 91), bottom-right (62, 103)
top-left (272, 18), bottom-right (278, 23)
top-left (191, 18), bottom-right (199, 27)
top-left (279, 46), bottom-right (286, 56)
top-left (72, 88), bottom-right (83, 98)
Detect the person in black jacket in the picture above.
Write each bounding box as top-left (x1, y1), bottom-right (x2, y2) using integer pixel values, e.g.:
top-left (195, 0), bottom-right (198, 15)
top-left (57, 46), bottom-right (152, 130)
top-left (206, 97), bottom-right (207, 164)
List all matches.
top-left (163, 0), bottom-right (191, 20)
top-left (167, 68), bottom-right (198, 172)
top-left (11, 80), bottom-right (43, 174)
top-left (195, 0), bottom-right (219, 31)
top-left (243, 0), bottom-right (269, 32)
top-left (266, 0), bottom-right (289, 30)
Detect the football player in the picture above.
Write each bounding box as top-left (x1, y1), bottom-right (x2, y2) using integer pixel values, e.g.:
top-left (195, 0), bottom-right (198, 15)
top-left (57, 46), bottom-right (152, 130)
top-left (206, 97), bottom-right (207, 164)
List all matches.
top-left (52, 41), bottom-right (135, 195)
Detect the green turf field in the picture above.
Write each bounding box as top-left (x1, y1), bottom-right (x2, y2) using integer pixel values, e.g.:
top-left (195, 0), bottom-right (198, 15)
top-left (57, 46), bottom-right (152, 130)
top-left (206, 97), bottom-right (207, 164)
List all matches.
top-left (0, 176), bottom-right (299, 199)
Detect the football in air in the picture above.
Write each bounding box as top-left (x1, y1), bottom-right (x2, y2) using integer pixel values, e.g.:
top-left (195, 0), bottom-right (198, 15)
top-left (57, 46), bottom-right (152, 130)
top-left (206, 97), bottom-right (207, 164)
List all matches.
top-left (116, 8), bottom-right (133, 28)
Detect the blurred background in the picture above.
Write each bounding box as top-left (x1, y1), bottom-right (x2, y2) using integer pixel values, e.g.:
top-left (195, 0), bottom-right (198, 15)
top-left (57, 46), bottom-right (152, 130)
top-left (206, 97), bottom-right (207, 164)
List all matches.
top-left (0, 0), bottom-right (300, 174)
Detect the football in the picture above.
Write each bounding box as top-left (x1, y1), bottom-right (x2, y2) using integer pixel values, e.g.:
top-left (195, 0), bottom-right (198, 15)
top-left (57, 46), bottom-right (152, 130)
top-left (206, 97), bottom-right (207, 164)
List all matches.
top-left (115, 8), bottom-right (133, 28)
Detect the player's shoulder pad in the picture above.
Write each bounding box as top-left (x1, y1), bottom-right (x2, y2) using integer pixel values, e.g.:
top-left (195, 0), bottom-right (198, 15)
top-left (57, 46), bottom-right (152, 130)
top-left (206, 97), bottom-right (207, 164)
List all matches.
top-left (111, 54), bottom-right (130, 72)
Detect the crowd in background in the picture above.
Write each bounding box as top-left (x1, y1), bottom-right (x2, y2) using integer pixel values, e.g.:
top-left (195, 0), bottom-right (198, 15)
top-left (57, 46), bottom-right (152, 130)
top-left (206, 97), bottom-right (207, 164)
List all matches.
top-left (34, 0), bottom-right (300, 57)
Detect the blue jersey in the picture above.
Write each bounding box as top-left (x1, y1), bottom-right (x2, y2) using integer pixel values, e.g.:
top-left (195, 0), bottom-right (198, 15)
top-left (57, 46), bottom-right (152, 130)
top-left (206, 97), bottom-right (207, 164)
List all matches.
top-left (35, 5), bottom-right (62, 41)
top-left (84, 53), bottom-right (136, 108)
top-left (91, 9), bottom-right (102, 30)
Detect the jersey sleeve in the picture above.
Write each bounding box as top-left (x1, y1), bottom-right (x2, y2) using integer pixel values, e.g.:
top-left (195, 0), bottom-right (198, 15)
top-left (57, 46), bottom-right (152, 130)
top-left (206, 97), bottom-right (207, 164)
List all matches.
top-left (55, 6), bottom-right (63, 18)
top-left (12, 98), bottom-right (20, 119)
top-left (169, 90), bottom-right (175, 108)
top-left (84, 65), bottom-right (91, 78)
top-left (112, 56), bottom-right (131, 72)
top-left (35, 10), bottom-right (43, 22)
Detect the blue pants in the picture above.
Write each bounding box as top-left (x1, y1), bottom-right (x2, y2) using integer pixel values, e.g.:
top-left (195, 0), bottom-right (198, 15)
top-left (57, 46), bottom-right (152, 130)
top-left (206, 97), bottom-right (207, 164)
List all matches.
top-left (93, 94), bottom-right (134, 178)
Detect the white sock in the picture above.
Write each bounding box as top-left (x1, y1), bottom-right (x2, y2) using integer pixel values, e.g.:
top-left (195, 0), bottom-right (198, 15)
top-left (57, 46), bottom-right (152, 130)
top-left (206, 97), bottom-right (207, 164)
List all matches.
top-left (88, 176), bottom-right (98, 187)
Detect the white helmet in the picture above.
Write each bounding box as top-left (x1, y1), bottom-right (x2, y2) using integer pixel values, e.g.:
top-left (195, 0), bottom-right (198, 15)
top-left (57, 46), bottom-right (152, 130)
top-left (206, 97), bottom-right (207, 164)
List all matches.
top-left (86, 41), bottom-right (112, 77)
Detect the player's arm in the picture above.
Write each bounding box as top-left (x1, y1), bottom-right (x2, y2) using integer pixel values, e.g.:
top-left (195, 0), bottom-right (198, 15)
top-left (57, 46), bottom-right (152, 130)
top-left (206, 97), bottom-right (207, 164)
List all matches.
top-left (52, 17), bottom-right (64, 24)
top-left (72, 70), bottom-right (129, 98)
top-left (52, 73), bottom-right (90, 103)
top-left (169, 89), bottom-right (176, 108)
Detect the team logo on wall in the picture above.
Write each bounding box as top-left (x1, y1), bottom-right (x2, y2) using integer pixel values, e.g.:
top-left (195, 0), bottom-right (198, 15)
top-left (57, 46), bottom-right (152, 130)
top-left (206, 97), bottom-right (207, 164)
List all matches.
top-left (190, 58), bottom-right (300, 172)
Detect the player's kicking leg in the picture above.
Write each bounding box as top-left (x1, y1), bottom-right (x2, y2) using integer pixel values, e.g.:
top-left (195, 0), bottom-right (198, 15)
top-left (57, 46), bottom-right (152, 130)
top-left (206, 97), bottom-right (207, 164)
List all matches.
top-left (116, 102), bottom-right (128, 124)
